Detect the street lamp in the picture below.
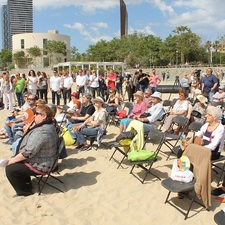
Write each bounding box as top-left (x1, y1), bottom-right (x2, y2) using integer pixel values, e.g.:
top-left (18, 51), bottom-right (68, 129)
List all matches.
top-left (210, 46), bottom-right (213, 66)
top-left (176, 50), bottom-right (178, 68)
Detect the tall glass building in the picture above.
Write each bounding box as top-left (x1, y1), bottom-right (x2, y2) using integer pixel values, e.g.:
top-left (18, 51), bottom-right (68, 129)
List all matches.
top-left (2, 0), bottom-right (33, 50)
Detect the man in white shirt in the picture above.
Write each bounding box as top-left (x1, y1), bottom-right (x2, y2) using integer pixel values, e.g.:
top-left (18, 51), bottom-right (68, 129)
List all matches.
top-left (62, 71), bottom-right (73, 105)
top-left (76, 70), bottom-right (86, 97)
top-left (89, 70), bottom-right (99, 98)
top-left (49, 70), bottom-right (63, 106)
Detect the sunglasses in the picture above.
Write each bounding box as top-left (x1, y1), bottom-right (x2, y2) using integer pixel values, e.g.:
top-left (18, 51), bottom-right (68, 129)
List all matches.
top-left (35, 112), bottom-right (42, 116)
top-left (27, 98), bottom-right (35, 101)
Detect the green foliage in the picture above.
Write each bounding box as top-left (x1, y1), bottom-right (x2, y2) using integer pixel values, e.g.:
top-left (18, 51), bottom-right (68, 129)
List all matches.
top-left (27, 46), bottom-right (41, 57)
top-left (0, 49), bottom-right (12, 69)
top-left (13, 51), bottom-right (26, 68)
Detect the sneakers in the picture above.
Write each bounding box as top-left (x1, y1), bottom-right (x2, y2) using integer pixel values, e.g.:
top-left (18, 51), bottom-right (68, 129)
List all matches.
top-left (3, 140), bottom-right (12, 145)
top-left (211, 187), bottom-right (225, 196)
top-left (81, 145), bottom-right (92, 151)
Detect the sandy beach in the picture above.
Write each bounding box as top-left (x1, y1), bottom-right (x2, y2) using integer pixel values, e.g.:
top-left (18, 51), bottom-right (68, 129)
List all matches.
top-left (0, 81), bottom-right (224, 225)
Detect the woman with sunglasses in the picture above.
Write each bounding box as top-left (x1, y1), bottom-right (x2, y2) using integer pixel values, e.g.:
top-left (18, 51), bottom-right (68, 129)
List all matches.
top-left (104, 88), bottom-right (119, 113)
top-left (5, 104), bottom-right (58, 196)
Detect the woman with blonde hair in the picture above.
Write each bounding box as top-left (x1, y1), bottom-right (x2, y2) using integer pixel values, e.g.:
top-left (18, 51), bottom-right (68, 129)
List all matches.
top-left (1, 73), bottom-right (13, 110)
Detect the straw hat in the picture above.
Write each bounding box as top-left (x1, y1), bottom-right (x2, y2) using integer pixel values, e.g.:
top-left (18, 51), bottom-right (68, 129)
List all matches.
top-left (133, 91), bottom-right (144, 98)
top-left (93, 96), bottom-right (104, 103)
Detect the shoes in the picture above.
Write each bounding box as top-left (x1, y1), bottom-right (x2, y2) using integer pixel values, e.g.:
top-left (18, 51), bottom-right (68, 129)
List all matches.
top-left (75, 144), bottom-right (84, 149)
top-left (3, 140), bottom-right (12, 145)
top-left (81, 145), bottom-right (92, 151)
top-left (211, 187), bottom-right (225, 196)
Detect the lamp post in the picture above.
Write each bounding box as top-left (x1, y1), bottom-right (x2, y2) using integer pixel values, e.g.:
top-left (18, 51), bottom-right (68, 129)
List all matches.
top-left (176, 50), bottom-right (178, 68)
top-left (210, 46), bottom-right (213, 66)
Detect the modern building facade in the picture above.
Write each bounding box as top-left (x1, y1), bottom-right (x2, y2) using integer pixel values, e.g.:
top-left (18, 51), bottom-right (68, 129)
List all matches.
top-left (2, 0), bottom-right (33, 50)
top-left (12, 30), bottom-right (71, 68)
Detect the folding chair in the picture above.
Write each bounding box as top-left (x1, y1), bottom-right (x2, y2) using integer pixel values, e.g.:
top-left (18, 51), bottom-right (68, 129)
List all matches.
top-left (129, 129), bottom-right (165, 183)
top-left (214, 210), bottom-right (225, 225)
top-left (36, 137), bottom-right (65, 195)
top-left (161, 115), bottom-right (189, 160)
top-left (85, 113), bottom-right (110, 150)
top-left (109, 128), bottom-right (137, 169)
top-left (212, 155), bottom-right (225, 186)
top-left (161, 144), bottom-right (211, 220)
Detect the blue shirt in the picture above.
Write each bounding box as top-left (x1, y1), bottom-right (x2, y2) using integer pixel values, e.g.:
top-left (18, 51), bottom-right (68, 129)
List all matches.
top-left (202, 74), bottom-right (218, 93)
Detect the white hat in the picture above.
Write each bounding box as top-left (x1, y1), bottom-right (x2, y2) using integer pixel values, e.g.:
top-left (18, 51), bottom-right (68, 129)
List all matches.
top-left (219, 85), bottom-right (224, 89)
top-left (93, 96), bottom-right (104, 103)
top-left (151, 92), bottom-right (162, 100)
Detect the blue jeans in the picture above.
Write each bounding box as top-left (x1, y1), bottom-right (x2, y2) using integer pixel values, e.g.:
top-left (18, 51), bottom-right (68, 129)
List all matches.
top-left (69, 127), bottom-right (98, 144)
top-left (16, 92), bottom-right (24, 107)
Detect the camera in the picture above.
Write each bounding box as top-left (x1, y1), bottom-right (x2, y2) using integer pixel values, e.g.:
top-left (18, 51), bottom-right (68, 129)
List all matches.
top-left (194, 69), bottom-right (201, 77)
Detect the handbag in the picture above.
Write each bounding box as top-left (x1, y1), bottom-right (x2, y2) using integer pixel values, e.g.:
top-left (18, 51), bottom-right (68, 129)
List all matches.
top-left (117, 110), bottom-right (127, 118)
top-left (140, 112), bottom-right (151, 118)
top-left (127, 149), bottom-right (156, 162)
top-left (193, 136), bottom-right (204, 146)
top-left (60, 128), bottom-right (76, 146)
top-left (191, 110), bottom-right (201, 118)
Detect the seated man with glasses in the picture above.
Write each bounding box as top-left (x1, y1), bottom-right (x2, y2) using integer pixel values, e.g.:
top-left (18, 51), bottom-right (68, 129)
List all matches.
top-left (5, 104), bottom-right (58, 196)
top-left (3, 93), bottom-right (37, 145)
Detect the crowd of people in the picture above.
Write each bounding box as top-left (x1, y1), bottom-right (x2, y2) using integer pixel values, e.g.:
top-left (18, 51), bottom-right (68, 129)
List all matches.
top-left (1, 66), bottom-right (225, 199)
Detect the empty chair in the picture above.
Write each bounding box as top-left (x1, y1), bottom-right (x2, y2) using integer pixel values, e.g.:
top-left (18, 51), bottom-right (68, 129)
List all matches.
top-left (128, 128), bottom-right (165, 183)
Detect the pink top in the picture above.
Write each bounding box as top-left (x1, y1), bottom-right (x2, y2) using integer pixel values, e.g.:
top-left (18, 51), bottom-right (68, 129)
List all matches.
top-left (150, 75), bottom-right (160, 87)
top-left (130, 101), bottom-right (147, 117)
top-left (107, 73), bottom-right (117, 88)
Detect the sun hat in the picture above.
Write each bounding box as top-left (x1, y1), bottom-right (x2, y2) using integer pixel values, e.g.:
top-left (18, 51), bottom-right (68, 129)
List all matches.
top-left (151, 92), bottom-right (162, 100)
top-left (219, 85), bottom-right (225, 89)
top-left (133, 90), bottom-right (144, 98)
top-left (93, 96), bottom-right (104, 103)
top-left (196, 95), bottom-right (207, 104)
top-left (71, 92), bottom-right (79, 98)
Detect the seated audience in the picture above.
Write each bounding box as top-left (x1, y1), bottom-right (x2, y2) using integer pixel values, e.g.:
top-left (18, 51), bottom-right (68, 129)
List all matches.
top-left (123, 92), bottom-right (165, 133)
top-left (143, 88), bottom-right (152, 108)
top-left (212, 85), bottom-right (225, 102)
top-left (5, 104), bottom-right (58, 196)
top-left (163, 89), bottom-right (189, 132)
top-left (119, 91), bottom-right (147, 134)
top-left (104, 88), bottom-right (119, 113)
top-left (69, 97), bottom-right (107, 151)
top-left (187, 106), bottom-right (225, 160)
top-left (191, 95), bottom-right (207, 123)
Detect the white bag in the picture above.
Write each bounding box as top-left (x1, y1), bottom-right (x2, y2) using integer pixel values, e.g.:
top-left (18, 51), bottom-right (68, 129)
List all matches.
top-left (170, 159), bottom-right (194, 183)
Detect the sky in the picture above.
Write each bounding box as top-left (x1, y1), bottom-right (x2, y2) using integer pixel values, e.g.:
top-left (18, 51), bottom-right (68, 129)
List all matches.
top-left (1, 0), bottom-right (225, 53)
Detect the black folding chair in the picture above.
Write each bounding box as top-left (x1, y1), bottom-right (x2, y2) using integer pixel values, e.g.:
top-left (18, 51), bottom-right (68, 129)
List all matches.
top-left (212, 155), bottom-right (225, 186)
top-left (129, 129), bottom-right (165, 183)
top-left (162, 115), bottom-right (189, 160)
top-left (36, 137), bottom-right (65, 195)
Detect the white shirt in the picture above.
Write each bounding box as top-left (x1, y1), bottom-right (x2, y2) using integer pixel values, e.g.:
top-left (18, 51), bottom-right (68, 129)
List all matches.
top-left (76, 75), bottom-right (87, 86)
top-left (50, 75), bottom-right (63, 91)
top-left (89, 74), bottom-right (99, 88)
top-left (27, 76), bottom-right (38, 90)
top-left (63, 76), bottom-right (73, 88)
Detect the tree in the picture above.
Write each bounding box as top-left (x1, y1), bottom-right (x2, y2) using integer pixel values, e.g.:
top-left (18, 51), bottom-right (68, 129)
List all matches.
top-left (27, 46), bottom-right (42, 67)
top-left (0, 49), bottom-right (12, 69)
top-left (13, 51), bottom-right (26, 68)
top-left (43, 40), bottom-right (67, 66)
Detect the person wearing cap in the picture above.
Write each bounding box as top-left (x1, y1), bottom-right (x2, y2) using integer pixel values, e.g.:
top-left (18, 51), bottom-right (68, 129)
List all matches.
top-left (66, 93), bottom-right (95, 126)
top-left (191, 95), bottom-right (208, 123)
top-left (212, 85), bottom-right (225, 102)
top-left (62, 70), bottom-right (73, 105)
top-left (70, 96), bottom-right (107, 151)
top-left (123, 92), bottom-right (165, 133)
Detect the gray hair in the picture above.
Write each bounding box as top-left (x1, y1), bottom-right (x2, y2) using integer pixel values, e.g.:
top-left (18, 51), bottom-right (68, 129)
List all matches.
top-left (207, 106), bottom-right (222, 119)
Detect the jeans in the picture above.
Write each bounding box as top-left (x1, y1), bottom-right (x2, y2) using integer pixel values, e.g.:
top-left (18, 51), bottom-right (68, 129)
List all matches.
top-left (39, 89), bottom-right (48, 102)
top-left (52, 91), bottom-right (61, 106)
top-left (62, 88), bottom-right (71, 105)
top-left (69, 127), bottom-right (98, 144)
top-left (16, 92), bottom-right (24, 107)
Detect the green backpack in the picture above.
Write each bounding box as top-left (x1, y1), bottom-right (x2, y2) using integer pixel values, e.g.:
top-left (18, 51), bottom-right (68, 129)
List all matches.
top-left (128, 150), bottom-right (156, 162)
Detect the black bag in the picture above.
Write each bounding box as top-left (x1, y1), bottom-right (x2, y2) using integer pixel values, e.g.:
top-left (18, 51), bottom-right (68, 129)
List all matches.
top-left (191, 110), bottom-right (201, 118)
top-left (140, 112), bottom-right (151, 118)
top-left (116, 130), bottom-right (136, 146)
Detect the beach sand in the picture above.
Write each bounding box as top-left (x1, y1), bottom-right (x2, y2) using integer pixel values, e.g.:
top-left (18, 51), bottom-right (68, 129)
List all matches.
top-left (0, 87), bottom-right (224, 224)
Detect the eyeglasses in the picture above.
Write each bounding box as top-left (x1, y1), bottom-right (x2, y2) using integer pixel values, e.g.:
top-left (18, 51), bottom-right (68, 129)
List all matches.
top-left (27, 98), bottom-right (35, 101)
top-left (35, 112), bottom-right (42, 116)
